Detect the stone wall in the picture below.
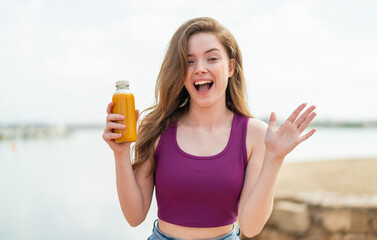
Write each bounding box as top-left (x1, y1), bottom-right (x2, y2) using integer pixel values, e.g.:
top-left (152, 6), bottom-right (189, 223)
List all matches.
top-left (240, 191), bottom-right (377, 240)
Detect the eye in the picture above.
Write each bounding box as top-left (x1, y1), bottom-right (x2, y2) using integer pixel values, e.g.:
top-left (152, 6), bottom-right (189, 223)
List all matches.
top-left (208, 57), bottom-right (218, 62)
top-left (188, 60), bottom-right (194, 64)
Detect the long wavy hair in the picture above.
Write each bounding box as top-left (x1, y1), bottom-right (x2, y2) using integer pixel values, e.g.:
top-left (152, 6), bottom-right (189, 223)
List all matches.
top-left (133, 17), bottom-right (252, 175)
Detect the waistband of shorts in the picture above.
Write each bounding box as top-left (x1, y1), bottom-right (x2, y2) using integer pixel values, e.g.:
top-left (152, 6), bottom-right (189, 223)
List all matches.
top-left (152, 219), bottom-right (241, 240)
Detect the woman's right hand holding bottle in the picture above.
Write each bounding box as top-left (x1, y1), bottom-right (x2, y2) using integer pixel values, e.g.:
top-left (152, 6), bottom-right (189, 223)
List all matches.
top-left (102, 102), bottom-right (138, 157)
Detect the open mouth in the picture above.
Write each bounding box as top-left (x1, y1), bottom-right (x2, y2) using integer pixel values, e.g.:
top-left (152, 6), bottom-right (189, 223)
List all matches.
top-left (194, 80), bottom-right (214, 93)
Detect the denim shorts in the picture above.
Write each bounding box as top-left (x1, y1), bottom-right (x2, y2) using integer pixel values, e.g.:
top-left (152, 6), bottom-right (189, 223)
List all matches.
top-left (147, 219), bottom-right (241, 240)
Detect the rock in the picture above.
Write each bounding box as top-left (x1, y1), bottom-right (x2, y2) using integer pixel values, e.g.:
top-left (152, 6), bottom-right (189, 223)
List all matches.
top-left (343, 233), bottom-right (367, 240)
top-left (328, 234), bottom-right (344, 240)
top-left (349, 209), bottom-right (369, 233)
top-left (366, 234), bottom-right (377, 240)
top-left (255, 228), bottom-right (294, 240)
top-left (321, 208), bottom-right (370, 233)
top-left (270, 201), bottom-right (310, 235)
top-left (371, 210), bottom-right (377, 234)
top-left (321, 209), bottom-right (352, 232)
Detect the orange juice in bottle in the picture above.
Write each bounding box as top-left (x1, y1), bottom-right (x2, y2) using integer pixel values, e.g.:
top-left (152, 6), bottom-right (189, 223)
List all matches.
top-left (112, 80), bottom-right (137, 143)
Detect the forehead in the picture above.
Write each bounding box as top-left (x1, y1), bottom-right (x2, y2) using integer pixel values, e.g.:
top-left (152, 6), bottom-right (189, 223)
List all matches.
top-left (187, 32), bottom-right (226, 55)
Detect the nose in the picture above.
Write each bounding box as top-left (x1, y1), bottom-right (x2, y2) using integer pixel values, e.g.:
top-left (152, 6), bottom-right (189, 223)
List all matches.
top-left (194, 60), bottom-right (208, 75)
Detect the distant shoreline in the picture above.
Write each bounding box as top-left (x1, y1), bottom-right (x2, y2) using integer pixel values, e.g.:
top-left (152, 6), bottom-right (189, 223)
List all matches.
top-left (1, 120), bottom-right (376, 141)
top-left (261, 119), bottom-right (377, 128)
top-left (0, 123), bottom-right (104, 141)
top-left (2, 119), bottom-right (377, 129)
top-left (310, 121), bottom-right (377, 128)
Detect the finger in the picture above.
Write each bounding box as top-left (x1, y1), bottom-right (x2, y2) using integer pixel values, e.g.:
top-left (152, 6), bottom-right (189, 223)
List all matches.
top-left (102, 132), bottom-right (122, 141)
top-left (297, 112), bottom-right (317, 133)
top-left (104, 122), bottom-right (126, 132)
top-left (287, 103), bottom-right (307, 123)
top-left (269, 112), bottom-right (276, 129)
top-left (294, 105), bottom-right (316, 127)
top-left (110, 122), bottom-right (126, 130)
top-left (106, 113), bottom-right (125, 123)
top-left (106, 102), bottom-right (114, 115)
top-left (136, 109), bottom-right (140, 121)
top-left (299, 129), bottom-right (316, 144)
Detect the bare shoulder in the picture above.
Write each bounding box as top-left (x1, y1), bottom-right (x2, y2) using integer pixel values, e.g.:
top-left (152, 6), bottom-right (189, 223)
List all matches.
top-left (247, 118), bottom-right (268, 141)
top-left (246, 118), bottom-right (268, 160)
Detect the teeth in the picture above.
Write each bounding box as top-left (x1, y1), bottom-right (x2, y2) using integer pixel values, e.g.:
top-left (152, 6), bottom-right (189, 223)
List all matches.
top-left (194, 80), bottom-right (213, 85)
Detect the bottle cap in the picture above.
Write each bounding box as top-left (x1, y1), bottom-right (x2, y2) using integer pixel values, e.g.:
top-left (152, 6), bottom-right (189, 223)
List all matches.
top-left (115, 80), bottom-right (129, 87)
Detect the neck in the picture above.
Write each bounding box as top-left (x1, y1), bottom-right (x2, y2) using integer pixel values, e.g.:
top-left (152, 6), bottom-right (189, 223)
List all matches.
top-left (182, 103), bottom-right (233, 127)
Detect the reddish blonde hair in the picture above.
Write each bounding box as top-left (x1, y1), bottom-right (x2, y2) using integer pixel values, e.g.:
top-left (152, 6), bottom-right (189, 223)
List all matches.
top-left (133, 17), bottom-right (251, 174)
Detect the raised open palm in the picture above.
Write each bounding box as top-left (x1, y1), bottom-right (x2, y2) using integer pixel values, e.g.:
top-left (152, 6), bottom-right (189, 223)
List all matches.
top-left (265, 103), bottom-right (317, 161)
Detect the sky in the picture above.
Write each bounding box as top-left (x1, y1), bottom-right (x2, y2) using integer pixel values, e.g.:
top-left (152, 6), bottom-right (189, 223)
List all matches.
top-left (1, 0), bottom-right (376, 125)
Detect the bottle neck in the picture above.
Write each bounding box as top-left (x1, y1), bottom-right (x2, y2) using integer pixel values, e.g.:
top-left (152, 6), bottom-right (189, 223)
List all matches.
top-left (116, 86), bottom-right (129, 91)
top-left (115, 86), bottom-right (130, 94)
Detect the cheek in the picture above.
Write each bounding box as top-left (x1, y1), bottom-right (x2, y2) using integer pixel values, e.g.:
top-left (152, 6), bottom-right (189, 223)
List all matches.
top-left (212, 61), bottom-right (228, 75)
top-left (218, 65), bottom-right (230, 79)
top-left (185, 67), bottom-right (196, 84)
top-left (184, 76), bottom-right (191, 90)
top-left (185, 67), bottom-right (193, 78)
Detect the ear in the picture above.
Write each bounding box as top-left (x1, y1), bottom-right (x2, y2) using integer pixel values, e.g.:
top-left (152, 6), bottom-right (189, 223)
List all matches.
top-left (228, 59), bottom-right (236, 78)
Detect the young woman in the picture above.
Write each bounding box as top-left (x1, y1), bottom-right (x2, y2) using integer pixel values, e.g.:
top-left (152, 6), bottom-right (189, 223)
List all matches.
top-left (103, 17), bottom-right (316, 240)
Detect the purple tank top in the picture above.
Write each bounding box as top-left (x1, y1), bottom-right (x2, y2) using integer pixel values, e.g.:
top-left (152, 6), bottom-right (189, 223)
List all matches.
top-left (154, 113), bottom-right (250, 227)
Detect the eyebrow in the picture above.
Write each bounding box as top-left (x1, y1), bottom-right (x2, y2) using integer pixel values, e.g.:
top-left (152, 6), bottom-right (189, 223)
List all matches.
top-left (188, 48), bottom-right (220, 57)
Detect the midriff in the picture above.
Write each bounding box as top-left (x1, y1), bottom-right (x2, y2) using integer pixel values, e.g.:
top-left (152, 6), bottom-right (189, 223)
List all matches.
top-left (158, 219), bottom-right (234, 240)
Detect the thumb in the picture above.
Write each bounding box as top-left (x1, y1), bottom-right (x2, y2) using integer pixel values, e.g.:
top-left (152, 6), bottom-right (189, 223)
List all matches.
top-left (269, 112), bottom-right (276, 129)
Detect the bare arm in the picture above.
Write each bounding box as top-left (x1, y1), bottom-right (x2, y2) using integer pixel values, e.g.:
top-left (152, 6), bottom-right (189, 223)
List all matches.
top-left (103, 102), bottom-right (154, 227)
top-left (113, 151), bottom-right (154, 227)
top-left (238, 150), bottom-right (282, 237)
top-left (238, 103), bottom-right (316, 237)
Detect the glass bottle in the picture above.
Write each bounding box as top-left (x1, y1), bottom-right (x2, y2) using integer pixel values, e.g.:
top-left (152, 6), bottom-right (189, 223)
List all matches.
top-left (112, 80), bottom-right (137, 143)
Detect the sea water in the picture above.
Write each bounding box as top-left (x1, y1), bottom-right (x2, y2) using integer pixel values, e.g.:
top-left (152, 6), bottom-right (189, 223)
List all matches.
top-left (0, 127), bottom-right (376, 239)
top-left (0, 130), bottom-right (156, 240)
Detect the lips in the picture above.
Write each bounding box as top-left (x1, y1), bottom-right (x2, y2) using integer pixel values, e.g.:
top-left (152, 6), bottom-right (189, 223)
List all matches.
top-left (193, 79), bottom-right (214, 93)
